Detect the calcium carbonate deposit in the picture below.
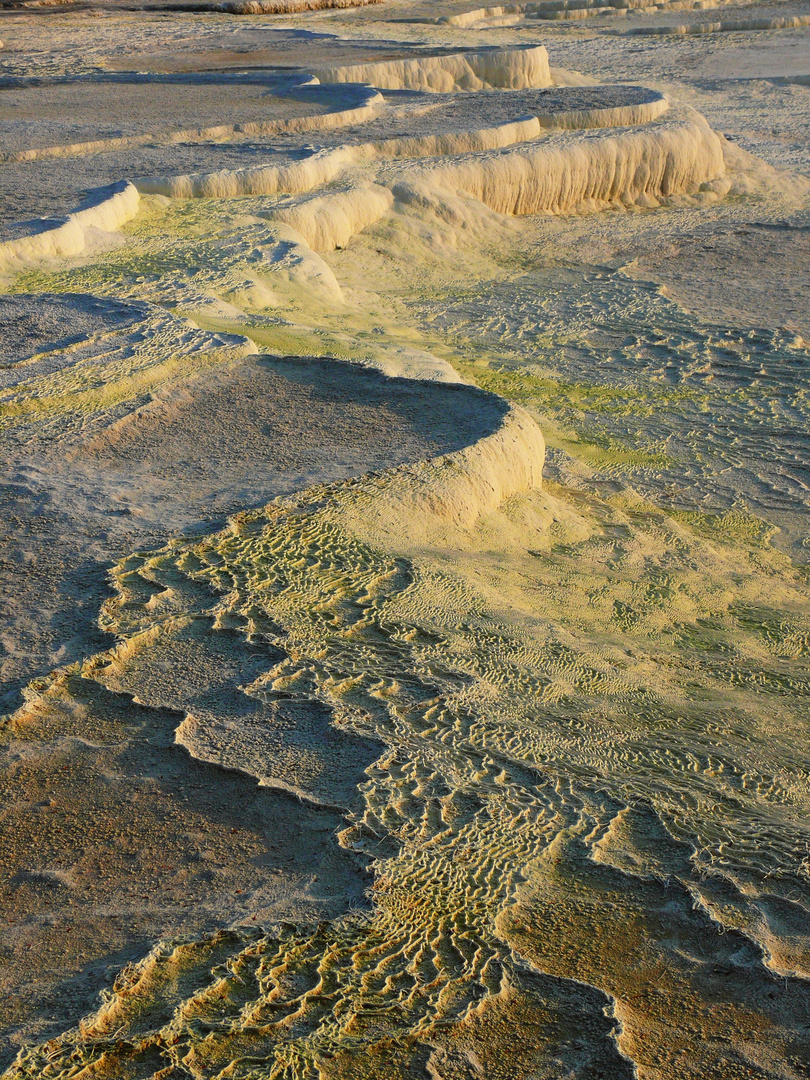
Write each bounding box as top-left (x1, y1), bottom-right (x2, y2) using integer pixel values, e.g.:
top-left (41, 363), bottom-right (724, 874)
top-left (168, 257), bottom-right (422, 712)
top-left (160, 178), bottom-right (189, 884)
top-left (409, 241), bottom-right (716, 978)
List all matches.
top-left (0, 0), bottom-right (809, 1077)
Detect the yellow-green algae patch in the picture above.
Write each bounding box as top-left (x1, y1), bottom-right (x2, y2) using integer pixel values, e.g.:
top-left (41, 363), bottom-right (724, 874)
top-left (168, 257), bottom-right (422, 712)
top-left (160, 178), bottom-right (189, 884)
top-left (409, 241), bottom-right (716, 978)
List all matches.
top-left (3, 136), bottom-right (810, 1078)
top-left (7, 434), bottom-right (810, 1077)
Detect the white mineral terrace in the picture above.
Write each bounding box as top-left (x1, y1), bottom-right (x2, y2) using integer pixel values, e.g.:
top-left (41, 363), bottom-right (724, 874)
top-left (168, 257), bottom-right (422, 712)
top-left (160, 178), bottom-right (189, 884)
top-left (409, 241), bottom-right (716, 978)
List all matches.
top-left (0, 1), bottom-right (809, 1078)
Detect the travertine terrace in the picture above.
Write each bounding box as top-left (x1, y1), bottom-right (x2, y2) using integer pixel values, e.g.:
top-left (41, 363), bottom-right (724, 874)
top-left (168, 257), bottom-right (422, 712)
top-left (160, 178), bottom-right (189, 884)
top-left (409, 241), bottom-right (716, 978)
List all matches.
top-left (0, 0), bottom-right (809, 1077)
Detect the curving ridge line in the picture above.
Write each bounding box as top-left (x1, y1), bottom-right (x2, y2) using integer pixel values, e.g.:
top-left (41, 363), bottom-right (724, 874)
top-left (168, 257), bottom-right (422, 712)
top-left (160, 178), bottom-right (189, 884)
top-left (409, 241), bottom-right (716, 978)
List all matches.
top-left (271, 107), bottom-right (726, 250)
top-left (0, 100), bottom-right (726, 265)
top-left (0, 364), bottom-right (550, 1080)
top-left (312, 43), bottom-right (552, 92)
top-left (0, 47), bottom-right (553, 168)
top-left (356, 402), bottom-right (547, 537)
top-left (0, 181), bottom-right (140, 270)
top-left (439, 0), bottom-right (780, 25)
top-left (0, 83), bottom-right (384, 165)
top-left (135, 119), bottom-right (546, 199)
top-left (0, 45), bottom-right (552, 269)
top-left (0, 44), bottom-right (726, 271)
top-left (135, 91), bottom-right (670, 199)
top-left (0, 26), bottom-right (798, 1080)
top-left (629, 13), bottom-right (810, 33)
top-left (217, 0), bottom-right (385, 12)
top-left (402, 109), bottom-right (724, 216)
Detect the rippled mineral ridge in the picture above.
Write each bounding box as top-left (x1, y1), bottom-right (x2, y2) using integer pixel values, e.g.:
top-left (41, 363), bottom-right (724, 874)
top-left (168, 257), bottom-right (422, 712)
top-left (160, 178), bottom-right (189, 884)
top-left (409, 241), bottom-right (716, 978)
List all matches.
top-left (1, 0), bottom-right (809, 1077)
